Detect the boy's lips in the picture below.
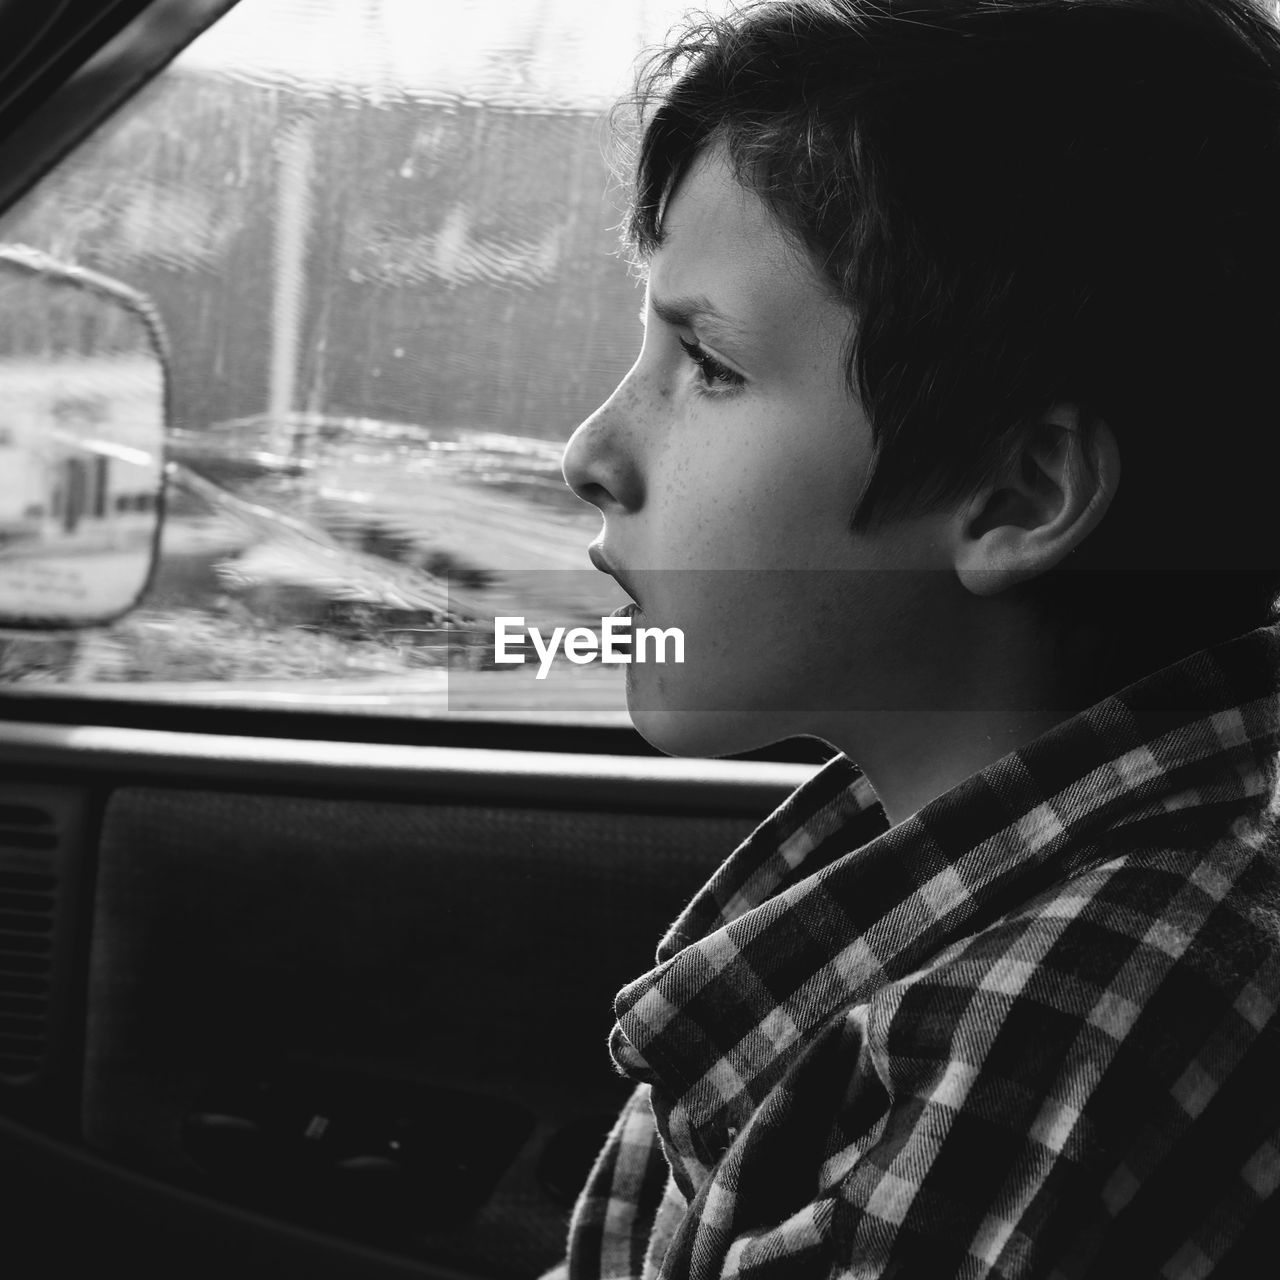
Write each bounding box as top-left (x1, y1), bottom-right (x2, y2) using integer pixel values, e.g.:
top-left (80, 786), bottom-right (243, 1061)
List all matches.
top-left (588, 544), bottom-right (641, 609)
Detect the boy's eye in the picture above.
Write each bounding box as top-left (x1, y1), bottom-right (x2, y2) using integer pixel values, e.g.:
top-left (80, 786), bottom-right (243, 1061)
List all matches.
top-left (678, 336), bottom-right (744, 392)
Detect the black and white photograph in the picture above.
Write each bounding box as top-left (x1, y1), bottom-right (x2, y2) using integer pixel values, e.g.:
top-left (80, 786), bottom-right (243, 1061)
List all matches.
top-left (3, 1), bottom-right (1280, 1276)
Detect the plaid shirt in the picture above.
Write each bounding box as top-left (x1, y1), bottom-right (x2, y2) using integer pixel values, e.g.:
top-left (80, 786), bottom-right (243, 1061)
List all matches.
top-left (560, 624), bottom-right (1280, 1278)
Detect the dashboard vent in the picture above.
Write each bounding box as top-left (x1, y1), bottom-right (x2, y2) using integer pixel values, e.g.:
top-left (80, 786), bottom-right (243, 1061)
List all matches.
top-left (0, 800), bottom-right (61, 1080)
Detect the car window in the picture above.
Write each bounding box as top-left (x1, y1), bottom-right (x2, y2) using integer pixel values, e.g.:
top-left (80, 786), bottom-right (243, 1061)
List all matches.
top-left (0, 0), bottom-right (722, 725)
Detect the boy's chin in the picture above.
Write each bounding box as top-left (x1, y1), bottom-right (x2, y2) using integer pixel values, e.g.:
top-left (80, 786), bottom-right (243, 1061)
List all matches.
top-left (627, 697), bottom-right (786, 759)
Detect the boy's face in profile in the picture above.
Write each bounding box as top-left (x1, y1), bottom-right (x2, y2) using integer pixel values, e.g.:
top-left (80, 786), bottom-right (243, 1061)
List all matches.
top-left (562, 144), bottom-right (967, 758)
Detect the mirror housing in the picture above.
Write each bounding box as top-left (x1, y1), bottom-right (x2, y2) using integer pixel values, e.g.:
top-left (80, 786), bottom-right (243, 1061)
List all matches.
top-left (0, 244), bottom-right (169, 628)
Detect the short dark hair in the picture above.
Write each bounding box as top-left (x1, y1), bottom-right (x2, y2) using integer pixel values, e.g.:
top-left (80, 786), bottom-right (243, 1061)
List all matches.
top-left (624, 0), bottom-right (1280, 653)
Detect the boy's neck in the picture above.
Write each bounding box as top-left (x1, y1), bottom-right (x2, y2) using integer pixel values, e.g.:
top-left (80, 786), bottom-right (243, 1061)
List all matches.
top-left (849, 703), bottom-right (1074, 827)
top-left (834, 601), bottom-right (1115, 828)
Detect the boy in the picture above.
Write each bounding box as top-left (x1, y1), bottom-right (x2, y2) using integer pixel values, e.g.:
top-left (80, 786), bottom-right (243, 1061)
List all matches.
top-left (555, 0), bottom-right (1280, 1274)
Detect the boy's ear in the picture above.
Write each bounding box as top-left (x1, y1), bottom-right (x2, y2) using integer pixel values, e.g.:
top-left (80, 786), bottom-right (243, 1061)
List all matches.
top-left (953, 405), bottom-right (1121, 597)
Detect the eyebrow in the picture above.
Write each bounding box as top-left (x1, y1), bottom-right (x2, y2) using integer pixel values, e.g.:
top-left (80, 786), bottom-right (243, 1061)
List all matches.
top-left (647, 291), bottom-right (754, 348)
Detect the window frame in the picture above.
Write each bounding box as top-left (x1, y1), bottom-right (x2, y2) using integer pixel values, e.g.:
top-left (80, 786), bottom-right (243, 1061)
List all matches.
top-left (0, 0), bottom-right (240, 214)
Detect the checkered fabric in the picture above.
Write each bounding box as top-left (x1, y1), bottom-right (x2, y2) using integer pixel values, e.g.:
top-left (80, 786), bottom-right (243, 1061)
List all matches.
top-left (558, 624), bottom-right (1280, 1278)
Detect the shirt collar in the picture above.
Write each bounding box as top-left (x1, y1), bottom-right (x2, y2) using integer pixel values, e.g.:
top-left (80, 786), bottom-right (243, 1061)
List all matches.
top-left (609, 622), bottom-right (1280, 1129)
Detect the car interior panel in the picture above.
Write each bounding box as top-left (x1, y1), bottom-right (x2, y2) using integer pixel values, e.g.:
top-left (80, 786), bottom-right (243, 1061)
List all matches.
top-left (2, 732), bottom-right (810, 1275)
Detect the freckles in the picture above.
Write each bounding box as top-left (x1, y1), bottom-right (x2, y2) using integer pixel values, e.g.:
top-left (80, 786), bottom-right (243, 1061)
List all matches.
top-left (617, 380), bottom-right (646, 414)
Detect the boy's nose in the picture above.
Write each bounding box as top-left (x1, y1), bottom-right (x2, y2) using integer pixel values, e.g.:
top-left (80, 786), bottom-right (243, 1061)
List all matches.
top-left (561, 381), bottom-right (645, 513)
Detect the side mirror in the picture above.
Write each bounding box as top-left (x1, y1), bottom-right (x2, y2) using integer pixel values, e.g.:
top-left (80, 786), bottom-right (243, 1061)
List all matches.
top-left (0, 245), bottom-right (169, 628)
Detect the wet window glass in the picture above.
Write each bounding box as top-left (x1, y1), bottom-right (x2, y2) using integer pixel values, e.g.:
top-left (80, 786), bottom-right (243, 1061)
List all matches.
top-left (0, 0), bottom-right (719, 723)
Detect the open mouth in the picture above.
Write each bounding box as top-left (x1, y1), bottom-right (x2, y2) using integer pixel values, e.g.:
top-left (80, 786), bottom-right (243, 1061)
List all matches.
top-left (588, 544), bottom-right (641, 612)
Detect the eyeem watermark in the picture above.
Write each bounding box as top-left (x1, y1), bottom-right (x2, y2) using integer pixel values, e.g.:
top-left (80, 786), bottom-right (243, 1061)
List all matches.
top-left (493, 615), bottom-right (685, 679)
